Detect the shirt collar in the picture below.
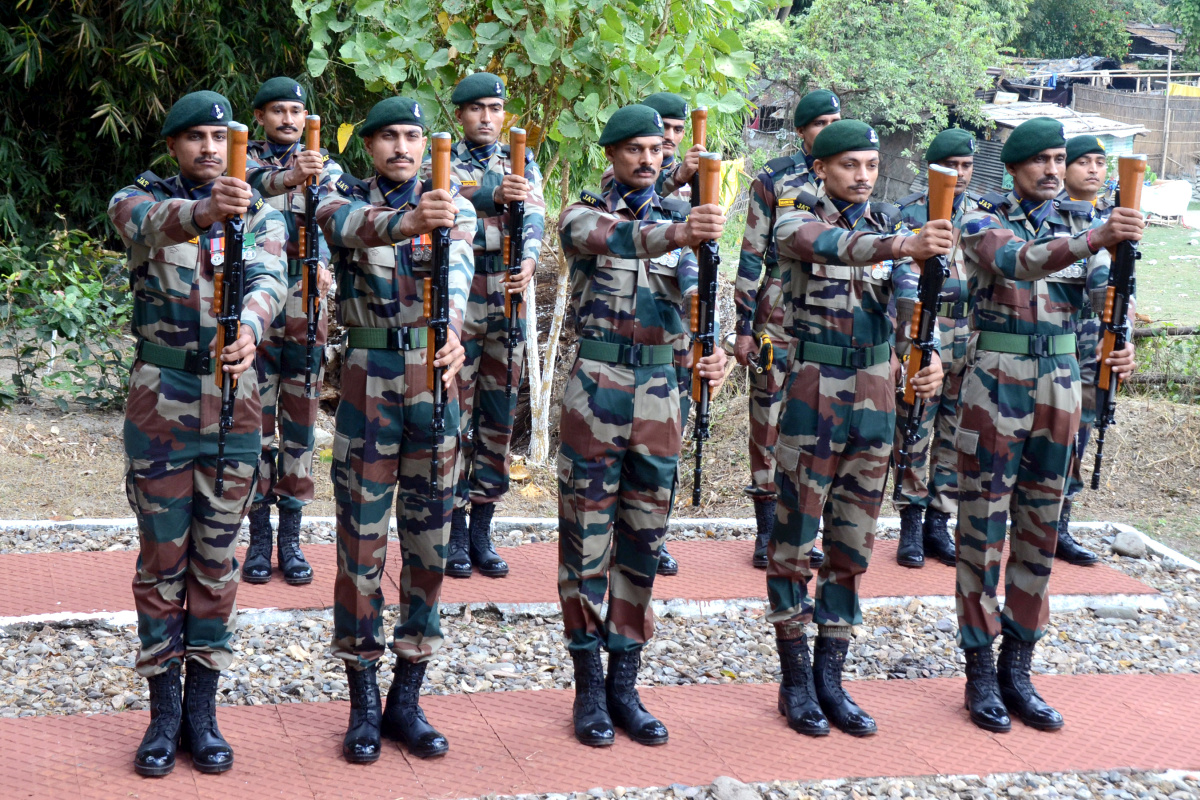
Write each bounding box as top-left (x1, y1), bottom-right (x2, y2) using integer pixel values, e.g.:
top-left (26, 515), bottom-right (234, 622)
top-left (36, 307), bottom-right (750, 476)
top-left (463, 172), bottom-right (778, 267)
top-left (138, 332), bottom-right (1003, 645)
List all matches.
top-left (613, 181), bottom-right (657, 220)
top-left (376, 174), bottom-right (419, 211)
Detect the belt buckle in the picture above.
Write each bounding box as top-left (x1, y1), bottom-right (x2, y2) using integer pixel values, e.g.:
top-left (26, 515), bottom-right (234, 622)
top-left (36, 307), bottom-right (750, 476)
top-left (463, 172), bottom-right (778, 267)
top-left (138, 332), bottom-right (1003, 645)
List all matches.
top-left (1029, 335), bottom-right (1050, 358)
top-left (394, 327), bottom-right (411, 350)
top-left (191, 351), bottom-right (213, 374)
top-left (627, 343), bottom-right (644, 366)
top-left (847, 347), bottom-right (868, 370)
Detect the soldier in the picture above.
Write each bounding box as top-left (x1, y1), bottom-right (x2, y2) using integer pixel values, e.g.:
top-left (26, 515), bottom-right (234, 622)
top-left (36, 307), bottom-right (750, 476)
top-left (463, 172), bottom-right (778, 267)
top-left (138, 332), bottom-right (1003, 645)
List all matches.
top-left (1053, 135), bottom-right (1115, 566)
top-left (734, 88), bottom-right (841, 569)
top-left (557, 105), bottom-right (728, 747)
top-left (109, 91), bottom-right (287, 777)
top-left (316, 97), bottom-right (475, 762)
top-left (767, 120), bottom-right (951, 738)
top-left (955, 118), bottom-right (1140, 733)
top-left (443, 73), bottom-right (546, 579)
top-left (241, 76), bottom-right (342, 586)
top-left (892, 128), bottom-right (978, 568)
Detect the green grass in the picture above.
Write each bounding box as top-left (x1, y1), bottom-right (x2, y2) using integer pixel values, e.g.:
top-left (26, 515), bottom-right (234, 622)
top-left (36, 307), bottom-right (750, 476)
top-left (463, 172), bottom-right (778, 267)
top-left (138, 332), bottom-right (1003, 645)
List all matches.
top-left (1136, 225), bottom-right (1200, 327)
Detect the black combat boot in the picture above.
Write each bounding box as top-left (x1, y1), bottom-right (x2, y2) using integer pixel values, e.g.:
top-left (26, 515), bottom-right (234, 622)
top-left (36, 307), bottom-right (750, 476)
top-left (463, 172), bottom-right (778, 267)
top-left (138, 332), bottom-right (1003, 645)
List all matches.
top-left (570, 649), bottom-right (615, 747)
top-left (446, 507), bottom-right (472, 578)
top-left (382, 660), bottom-right (449, 758)
top-left (896, 505), bottom-right (925, 568)
top-left (656, 543), bottom-right (679, 576)
top-left (753, 499), bottom-right (775, 569)
top-left (180, 663), bottom-right (234, 774)
top-left (1055, 499), bottom-right (1098, 566)
top-left (809, 545), bottom-right (825, 568)
top-left (963, 646), bottom-right (1011, 732)
top-left (997, 636), bottom-right (1064, 731)
top-left (923, 509), bottom-right (958, 566)
top-left (606, 649), bottom-right (668, 745)
top-left (134, 665), bottom-right (182, 777)
top-left (776, 635), bottom-right (830, 736)
top-left (812, 635), bottom-right (877, 736)
top-left (243, 504), bottom-right (273, 584)
top-left (468, 502), bottom-right (508, 577)
top-left (276, 509), bottom-right (314, 585)
top-left (343, 664), bottom-right (382, 763)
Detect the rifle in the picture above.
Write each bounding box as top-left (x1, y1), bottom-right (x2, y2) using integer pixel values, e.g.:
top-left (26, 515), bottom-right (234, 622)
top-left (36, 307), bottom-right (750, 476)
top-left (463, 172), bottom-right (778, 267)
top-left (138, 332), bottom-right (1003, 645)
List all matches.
top-left (214, 121), bottom-right (250, 498)
top-left (1091, 154), bottom-right (1146, 489)
top-left (425, 132), bottom-right (453, 499)
top-left (687, 107), bottom-right (707, 202)
top-left (896, 164), bottom-right (958, 469)
top-left (502, 127), bottom-right (526, 401)
top-left (690, 152), bottom-right (721, 506)
top-left (299, 114), bottom-right (322, 397)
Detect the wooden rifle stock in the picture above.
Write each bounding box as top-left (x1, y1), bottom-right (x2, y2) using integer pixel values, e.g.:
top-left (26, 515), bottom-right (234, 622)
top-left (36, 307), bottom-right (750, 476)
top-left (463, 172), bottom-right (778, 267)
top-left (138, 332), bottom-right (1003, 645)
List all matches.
top-left (503, 127), bottom-right (526, 318)
top-left (690, 152), bottom-right (721, 506)
top-left (688, 107), bottom-right (707, 201)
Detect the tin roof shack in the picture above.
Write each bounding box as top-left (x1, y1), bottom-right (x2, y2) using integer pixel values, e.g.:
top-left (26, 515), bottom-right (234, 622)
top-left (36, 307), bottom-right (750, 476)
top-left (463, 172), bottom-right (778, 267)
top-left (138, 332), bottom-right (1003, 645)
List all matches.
top-left (1004, 56), bottom-right (1122, 104)
top-left (1125, 23), bottom-right (1185, 57)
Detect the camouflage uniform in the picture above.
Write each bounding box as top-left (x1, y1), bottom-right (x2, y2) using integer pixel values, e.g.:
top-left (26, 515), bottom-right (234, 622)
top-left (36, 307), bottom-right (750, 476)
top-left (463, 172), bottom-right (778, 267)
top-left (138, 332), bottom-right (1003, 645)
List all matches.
top-left (891, 192), bottom-right (974, 515)
top-left (450, 139), bottom-right (545, 509)
top-left (955, 191), bottom-right (1108, 649)
top-left (766, 184), bottom-right (910, 637)
top-left (109, 173), bottom-right (287, 676)
top-left (557, 186), bottom-right (695, 653)
top-left (317, 172), bottom-right (476, 668)
top-left (245, 141), bottom-right (343, 514)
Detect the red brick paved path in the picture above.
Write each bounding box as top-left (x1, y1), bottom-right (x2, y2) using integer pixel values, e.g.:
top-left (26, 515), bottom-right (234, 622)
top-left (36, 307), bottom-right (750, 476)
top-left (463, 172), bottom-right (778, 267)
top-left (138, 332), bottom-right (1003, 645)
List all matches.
top-left (3, 674), bottom-right (1198, 799)
top-left (0, 540), bottom-right (1155, 618)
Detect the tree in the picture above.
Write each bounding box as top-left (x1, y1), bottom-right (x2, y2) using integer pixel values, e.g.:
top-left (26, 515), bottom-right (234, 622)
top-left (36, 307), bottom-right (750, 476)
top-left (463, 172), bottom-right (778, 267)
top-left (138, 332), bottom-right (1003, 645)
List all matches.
top-left (295, 0), bottom-right (763, 463)
top-left (744, 0), bottom-right (1013, 147)
top-left (1169, 0), bottom-right (1200, 60)
top-left (1013, 0), bottom-right (1133, 59)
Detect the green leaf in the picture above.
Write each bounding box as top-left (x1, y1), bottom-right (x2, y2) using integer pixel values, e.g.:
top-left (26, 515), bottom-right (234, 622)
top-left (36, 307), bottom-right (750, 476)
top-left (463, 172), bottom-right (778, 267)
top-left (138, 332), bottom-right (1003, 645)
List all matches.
top-left (574, 91), bottom-right (600, 118)
top-left (558, 74), bottom-right (582, 100)
top-left (307, 48), bottom-right (330, 77)
top-left (557, 110), bottom-right (582, 138)
top-left (425, 48), bottom-right (450, 70)
top-left (446, 22), bottom-right (475, 53)
top-left (715, 91), bottom-right (744, 113)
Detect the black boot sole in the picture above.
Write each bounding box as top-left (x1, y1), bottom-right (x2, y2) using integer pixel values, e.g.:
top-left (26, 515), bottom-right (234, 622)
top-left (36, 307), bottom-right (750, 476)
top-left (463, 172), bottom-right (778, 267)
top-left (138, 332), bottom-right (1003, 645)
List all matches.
top-left (380, 721), bottom-right (449, 758)
top-left (134, 759), bottom-right (177, 777)
top-left (477, 564), bottom-right (509, 578)
top-left (656, 565), bottom-right (678, 577)
top-left (896, 556), bottom-right (925, 569)
top-left (283, 574), bottom-right (314, 586)
top-left (342, 745), bottom-right (382, 764)
top-left (967, 709), bottom-right (1012, 733)
top-left (242, 572), bottom-right (272, 585)
top-left (182, 751), bottom-right (234, 775)
top-left (752, 557), bottom-right (768, 569)
top-left (575, 731), bottom-right (615, 747)
top-left (777, 699), bottom-right (830, 737)
top-left (1058, 555), bottom-right (1099, 567)
top-left (1008, 709), bottom-right (1064, 731)
top-left (446, 564), bottom-right (473, 579)
top-left (619, 727), bottom-right (669, 746)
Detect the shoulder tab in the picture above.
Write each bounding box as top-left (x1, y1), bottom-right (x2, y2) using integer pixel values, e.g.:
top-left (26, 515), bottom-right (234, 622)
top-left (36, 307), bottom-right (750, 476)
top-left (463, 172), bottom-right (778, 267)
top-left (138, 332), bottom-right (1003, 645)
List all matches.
top-left (1055, 199), bottom-right (1094, 219)
top-left (976, 191), bottom-right (1008, 214)
top-left (871, 202), bottom-right (901, 231)
top-left (580, 190), bottom-right (605, 209)
top-left (763, 155), bottom-right (795, 177)
top-left (897, 191), bottom-right (924, 207)
top-left (792, 189), bottom-right (819, 213)
top-left (250, 192), bottom-right (266, 215)
top-left (334, 174), bottom-right (366, 198)
top-left (133, 170), bottom-right (167, 192)
top-left (660, 196), bottom-right (691, 221)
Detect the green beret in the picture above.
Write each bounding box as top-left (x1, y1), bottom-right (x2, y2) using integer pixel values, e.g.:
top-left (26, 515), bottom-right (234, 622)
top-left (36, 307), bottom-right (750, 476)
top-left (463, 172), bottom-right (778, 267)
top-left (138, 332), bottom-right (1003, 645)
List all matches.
top-left (161, 91), bottom-right (232, 138)
top-left (793, 89), bottom-right (841, 129)
top-left (253, 77), bottom-right (306, 109)
top-left (1066, 134), bottom-right (1106, 165)
top-left (642, 92), bottom-right (689, 121)
top-left (810, 119), bottom-right (879, 161)
top-left (925, 128), bottom-right (976, 165)
top-left (451, 72), bottom-right (506, 105)
top-left (598, 104), bottom-right (664, 147)
top-left (1000, 117), bottom-right (1066, 164)
top-left (360, 96), bottom-right (427, 137)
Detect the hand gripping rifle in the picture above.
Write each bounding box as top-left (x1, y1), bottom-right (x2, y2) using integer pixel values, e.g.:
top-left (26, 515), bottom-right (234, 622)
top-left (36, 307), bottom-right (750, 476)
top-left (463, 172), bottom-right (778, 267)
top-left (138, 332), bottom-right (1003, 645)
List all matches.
top-left (502, 127), bottom-right (527, 401)
top-left (1091, 154), bottom-right (1146, 489)
top-left (425, 132), bottom-right (453, 500)
top-left (214, 121), bottom-right (250, 498)
top-left (690, 153), bottom-right (722, 506)
top-left (896, 164), bottom-right (957, 469)
top-left (299, 115), bottom-right (322, 397)
top-left (687, 107), bottom-right (707, 202)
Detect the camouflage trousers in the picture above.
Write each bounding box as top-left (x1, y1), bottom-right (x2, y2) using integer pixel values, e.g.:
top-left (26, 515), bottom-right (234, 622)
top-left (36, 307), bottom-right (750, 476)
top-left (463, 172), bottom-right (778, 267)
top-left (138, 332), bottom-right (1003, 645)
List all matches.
top-left (330, 346), bottom-right (459, 670)
top-left (125, 362), bottom-right (260, 678)
top-left (745, 343), bottom-right (789, 500)
top-left (455, 266), bottom-right (526, 509)
top-left (767, 357), bottom-right (895, 639)
top-left (558, 357), bottom-right (681, 653)
top-left (253, 273), bottom-right (329, 512)
top-left (954, 347), bottom-right (1080, 650)
top-left (1066, 319), bottom-right (1102, 500)
top-left (893, 330), bottom-right (968, 513)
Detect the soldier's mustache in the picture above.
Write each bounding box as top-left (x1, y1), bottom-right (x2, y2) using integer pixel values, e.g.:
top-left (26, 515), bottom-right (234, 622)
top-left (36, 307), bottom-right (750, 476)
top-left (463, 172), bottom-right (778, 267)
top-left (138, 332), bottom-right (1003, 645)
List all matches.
top-left (634, 167), bottom-right (655, 175)
top-left (277, 126), bottom-right (298, 133)
top-left (388, 155), bottom-right (415, 164)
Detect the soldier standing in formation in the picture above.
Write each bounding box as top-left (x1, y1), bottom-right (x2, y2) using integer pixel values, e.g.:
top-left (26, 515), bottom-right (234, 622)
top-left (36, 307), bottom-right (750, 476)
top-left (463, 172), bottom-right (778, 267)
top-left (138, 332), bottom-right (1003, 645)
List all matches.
top-left (734, 88), bottom-right (841, 569)
top-left (955, 118), bottom-right (1139, 734)
top-left (317, 97), bottom-right (475, 762)
top-left (767, 120), bottom-right (952, 737)
top-left (242, 76), bottom-right (342, 585)
top-left (109, 91), bottom-right (288, 777)
top-left (557, 104), bottom-right (728, 748)
top-left (444, 73), bottom-right (546, 579)
top-left (892, 128), bottom-right (978, 568)
top-left (1053, 134), bottom-right (1116, 566)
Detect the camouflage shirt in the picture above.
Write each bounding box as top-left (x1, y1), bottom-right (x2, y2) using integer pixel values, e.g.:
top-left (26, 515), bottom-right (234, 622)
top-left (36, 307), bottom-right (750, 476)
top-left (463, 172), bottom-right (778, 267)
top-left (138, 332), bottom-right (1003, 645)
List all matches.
top-left (894, 192), bottom-right (975, 354)
top-left (246, 139), bottom-right (344, 265)
top-left (108, 173), bottom-right (288, 350)
top-left (559, 188), bottom-right (697, 355)
top-left (960, 191), bottom-right (1109, 338)
top-left (316, 173), bottom-right (476, 336)
top-left (774, 185), bottom-right (911, 349)
top-left (734, 152), bottom-right (813, 338)
top-left (449, 139), bottom-right (545, 268)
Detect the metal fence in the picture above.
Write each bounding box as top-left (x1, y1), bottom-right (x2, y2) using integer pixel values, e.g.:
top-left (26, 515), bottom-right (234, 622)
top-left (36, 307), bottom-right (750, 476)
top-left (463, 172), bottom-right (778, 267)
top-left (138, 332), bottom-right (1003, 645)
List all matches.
top-left (1072, 86), bottom-right (1200, 179)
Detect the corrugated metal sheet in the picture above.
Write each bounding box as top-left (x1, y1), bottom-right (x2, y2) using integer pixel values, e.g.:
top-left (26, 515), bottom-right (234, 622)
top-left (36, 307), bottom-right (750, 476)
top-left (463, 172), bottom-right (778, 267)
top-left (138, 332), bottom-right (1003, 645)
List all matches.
top-left (899, 139), bottom-right (1008, 199)
top-left (1126, 23), bottom-right (1184, 53)
top-left (982, 101), bottom-right (1147, 139)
